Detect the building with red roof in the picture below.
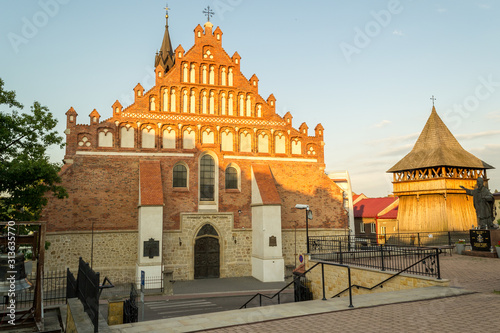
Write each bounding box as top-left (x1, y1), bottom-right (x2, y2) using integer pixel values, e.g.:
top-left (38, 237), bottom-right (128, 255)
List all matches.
top-left (353, 197), bottom-right (399, 242)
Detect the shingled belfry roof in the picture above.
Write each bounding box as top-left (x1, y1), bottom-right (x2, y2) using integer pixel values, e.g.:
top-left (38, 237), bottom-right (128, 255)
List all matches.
top-left (387, 106), bottom-right (493, 173)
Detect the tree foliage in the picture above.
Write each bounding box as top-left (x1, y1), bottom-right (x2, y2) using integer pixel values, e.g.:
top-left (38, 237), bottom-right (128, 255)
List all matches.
top-left (0, 78), bottom-right (67, 221)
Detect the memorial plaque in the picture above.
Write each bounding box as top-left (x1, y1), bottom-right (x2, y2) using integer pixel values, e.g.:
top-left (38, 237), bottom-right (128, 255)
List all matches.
top-left (269, 236), bottom-right (277, 247)
top-left (143, 238), bottom-right (159, 258)
top-left (470, 230), bottom-right (491, 251)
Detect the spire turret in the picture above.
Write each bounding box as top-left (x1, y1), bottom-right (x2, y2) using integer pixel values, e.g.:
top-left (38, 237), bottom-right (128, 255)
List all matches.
top-left (155, 6), bottom-right (175, 73)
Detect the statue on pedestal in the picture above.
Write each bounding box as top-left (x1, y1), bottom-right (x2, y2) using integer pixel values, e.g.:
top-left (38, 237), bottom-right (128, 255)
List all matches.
top-left (460, 177), bottom-right (497, 229)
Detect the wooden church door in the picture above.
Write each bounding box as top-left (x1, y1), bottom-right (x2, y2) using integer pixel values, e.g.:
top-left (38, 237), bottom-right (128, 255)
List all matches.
top-left (194, 224), bottom-right (220, 279)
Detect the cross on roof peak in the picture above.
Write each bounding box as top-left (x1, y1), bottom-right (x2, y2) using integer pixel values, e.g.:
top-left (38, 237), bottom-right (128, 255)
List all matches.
top-left (203, 6), bottom-right (214, 22)
top-left (430, 95), bottom-right (437, 107)
top-left (164, 3), bottom-right (170, 18)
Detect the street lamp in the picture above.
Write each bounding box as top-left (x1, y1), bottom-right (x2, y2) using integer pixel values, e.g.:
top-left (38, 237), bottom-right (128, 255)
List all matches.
top-left (295, 204), bottom-right (313, 253)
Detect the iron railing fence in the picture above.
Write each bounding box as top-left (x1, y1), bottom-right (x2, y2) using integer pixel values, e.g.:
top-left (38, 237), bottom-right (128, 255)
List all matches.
top-left (135, 275), bottom-right (163, 293)
top-left (309, 231), bottom-right (470, 253)
top-left (75, 257), bottom-right (99, 333)
top-left (0, 269), bottom-right (67, 310)
top-left (123, 283), bottom-right (138, 323)
top-left (311, 242), bottom-right (442, 279)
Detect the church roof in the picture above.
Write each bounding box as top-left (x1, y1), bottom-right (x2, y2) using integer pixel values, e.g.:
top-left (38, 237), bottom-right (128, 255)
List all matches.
top-left (154, 13), bottom-right (175, 72)
top-left (387, 107), bottom-right (493, 172)
top-left (252, 164), bottom-right (281, 205)
top-left (139, 160), bottom-right (164, 206)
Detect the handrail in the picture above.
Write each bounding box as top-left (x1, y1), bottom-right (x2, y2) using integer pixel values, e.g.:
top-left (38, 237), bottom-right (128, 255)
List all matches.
top-left (239, 262), bottom-right (321, 309)
top-left (240, 261), bottom-right (356, 309)
top-left (331, 248), bottom-right (442, 298)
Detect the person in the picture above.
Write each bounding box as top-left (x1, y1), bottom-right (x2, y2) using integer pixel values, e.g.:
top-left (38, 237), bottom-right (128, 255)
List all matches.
top-left (460, 177), bottom-right (496, 229)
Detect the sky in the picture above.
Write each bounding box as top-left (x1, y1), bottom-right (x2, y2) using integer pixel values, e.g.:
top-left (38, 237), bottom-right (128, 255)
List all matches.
top-left (1, 0), bottom-right (500, 197)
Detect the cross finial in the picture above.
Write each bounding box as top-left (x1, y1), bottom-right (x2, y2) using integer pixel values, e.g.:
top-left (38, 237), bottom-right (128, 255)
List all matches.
top-left (430, 95), bottom-right (437, 106)
top-left (203, 6), bottom-right (214, 22)
top-left (164, 3), bottom-right (170, 18)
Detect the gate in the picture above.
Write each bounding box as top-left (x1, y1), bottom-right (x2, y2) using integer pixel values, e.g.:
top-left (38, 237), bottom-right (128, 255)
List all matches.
top-left (293, 273), bottom-right (313, 302)
top-left (123, 283), bottom-right (138, 323)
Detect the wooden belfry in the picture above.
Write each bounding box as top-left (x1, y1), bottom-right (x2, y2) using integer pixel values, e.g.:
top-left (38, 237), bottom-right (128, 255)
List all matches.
top-left (387, 105), bottom-right (494, 232)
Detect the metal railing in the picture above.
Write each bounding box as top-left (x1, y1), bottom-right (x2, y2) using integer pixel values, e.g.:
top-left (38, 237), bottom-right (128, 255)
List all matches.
top-left (240, 262), bottom-right (355, 309)
top-left (309, 231), bottom-right (469, 250)
top-left (310, 241), bottom-right (442, 279)
top-left (331, 248), bottom-right (442, 298)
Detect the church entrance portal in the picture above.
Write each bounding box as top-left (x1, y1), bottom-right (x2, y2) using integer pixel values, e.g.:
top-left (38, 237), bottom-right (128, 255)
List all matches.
top-left (194, 224), bottom-right (220, 279)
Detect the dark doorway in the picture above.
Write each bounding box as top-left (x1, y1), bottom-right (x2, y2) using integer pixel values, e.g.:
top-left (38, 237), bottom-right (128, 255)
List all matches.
top-left (194, 236), bottom-right (220, 279)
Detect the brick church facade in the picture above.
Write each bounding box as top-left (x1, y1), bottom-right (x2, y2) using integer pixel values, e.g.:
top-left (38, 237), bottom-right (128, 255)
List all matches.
top-left (42, 15), bottom-right (347, 282)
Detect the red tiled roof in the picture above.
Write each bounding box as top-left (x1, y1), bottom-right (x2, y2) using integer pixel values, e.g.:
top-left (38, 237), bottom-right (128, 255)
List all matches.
top-left (252, 164), bottom-right (281, 205)
top-left (139, 160), bottom-right (164, 206)
top-left (379, 206), bottom-right (398, 219)
top-left (353, 197), bottom-right (397, 218)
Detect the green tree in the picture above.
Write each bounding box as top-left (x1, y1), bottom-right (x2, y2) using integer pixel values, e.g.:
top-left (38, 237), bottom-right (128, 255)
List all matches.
top-left (0, 78), bottom-right (67, 221)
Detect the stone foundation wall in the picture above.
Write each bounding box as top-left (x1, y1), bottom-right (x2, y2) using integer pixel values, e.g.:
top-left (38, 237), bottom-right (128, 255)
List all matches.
top-left (304, 255), bottom-right (449, 299)
top-left (45, 228), bottom-right (348, 283)
top-left (45, 231), bottom-right (137, 283)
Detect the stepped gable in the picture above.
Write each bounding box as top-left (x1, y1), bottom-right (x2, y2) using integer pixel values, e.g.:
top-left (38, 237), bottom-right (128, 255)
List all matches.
top-left (388, 107), bottom-right (493, 172)
top-left (63, 19), bottom-right (325, 164)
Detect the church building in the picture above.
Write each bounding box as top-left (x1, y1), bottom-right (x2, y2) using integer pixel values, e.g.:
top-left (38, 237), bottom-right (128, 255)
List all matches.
top-left (41, 12), bottom-right (347, 283)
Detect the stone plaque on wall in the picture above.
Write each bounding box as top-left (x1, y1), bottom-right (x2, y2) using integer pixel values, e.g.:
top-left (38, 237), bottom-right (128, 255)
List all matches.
top-left (470, 230), bottom-right (491, 251)
top-left (269, 236), bottom-right (277, 247)
top-left (144, 238), bottom-right (159, 258)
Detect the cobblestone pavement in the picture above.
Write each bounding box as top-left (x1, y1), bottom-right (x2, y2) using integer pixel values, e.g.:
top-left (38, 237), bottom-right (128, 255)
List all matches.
top-left (199, 255), bottom-right (500, 333)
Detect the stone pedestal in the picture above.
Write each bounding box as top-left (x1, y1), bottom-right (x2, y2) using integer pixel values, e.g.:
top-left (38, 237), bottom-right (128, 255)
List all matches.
top-left (107, 298), bottom-right (125, 326)
top-left (464, 250), bottom-right (498, 258)
top-left (162, 270), bottom-right (174, 295)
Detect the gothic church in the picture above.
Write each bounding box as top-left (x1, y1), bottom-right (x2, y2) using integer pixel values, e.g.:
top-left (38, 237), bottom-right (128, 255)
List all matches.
top-left (42, 12), bottom-right (347, 283)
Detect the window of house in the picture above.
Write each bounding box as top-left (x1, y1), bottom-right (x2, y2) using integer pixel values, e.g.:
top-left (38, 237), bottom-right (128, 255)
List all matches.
top-left (173, 164), bottom-right (187, 188)
top-left (360, 222), bottom-right (365, 233)
top-left (225, 167), bottom-right (238, 189)
top-left (371, 223), bottom-right (376, 233)
top-left (200, 155), bottom-right (215, 201)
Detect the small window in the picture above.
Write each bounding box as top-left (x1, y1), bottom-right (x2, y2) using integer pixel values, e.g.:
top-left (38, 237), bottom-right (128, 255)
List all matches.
top-left (370, 223), bottom-right (376, 233)
top-left (225, 167), bottom-right (238, 189)
top-left (360, 222), bottom-right (365, 233)
top-left (173, 164), bottom-right (187, 188)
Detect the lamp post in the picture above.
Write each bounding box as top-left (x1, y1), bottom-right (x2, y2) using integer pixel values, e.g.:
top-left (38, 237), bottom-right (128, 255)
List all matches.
top-left (295, 204), bottom-right (312, 253)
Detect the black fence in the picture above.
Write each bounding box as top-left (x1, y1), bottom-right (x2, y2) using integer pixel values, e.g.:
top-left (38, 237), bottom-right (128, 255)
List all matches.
top-left (0, 269), bottom-right (67, 310)
top-left (309, 232), bottom-right (469, 251)
top-left (310, 241), bottom-right (442, 279)
top-left (134, 275), bottom-right (163, 293)
top-left (67, 257), bottom-right (100, 333)
top-left (123, 283), bottom-right (138, 323)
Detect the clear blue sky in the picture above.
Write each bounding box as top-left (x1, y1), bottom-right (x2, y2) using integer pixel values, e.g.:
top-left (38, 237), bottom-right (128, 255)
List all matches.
top-left (2, 0), bottom-right (500, 197)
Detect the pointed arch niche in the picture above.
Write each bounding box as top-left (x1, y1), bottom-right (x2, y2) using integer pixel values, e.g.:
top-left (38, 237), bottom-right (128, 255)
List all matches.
top-left (221, 129), bottom-right (234, 152)
top-left (163, 126), bottom-right (176, 149)
top-left (183, 127), bottom-right (196, 149)
top-left (239, 130), bottom-right (252, 153)
top-left (275, 133), bottom-right (286, 154)
top-left (120, 126), bottom-right (135, 148)
top-left (142, 125), bottom-right (156, 148)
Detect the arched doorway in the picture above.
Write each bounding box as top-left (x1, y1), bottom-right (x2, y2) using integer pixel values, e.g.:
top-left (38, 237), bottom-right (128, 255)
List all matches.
top-left (194, 224), bottom-right (220, 279)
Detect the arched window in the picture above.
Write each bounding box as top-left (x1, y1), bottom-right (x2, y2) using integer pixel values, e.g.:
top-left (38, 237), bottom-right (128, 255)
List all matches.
top-left (200, 155), bottom-right (215, 201)
top-left (225, 167), bottom-right (238, 189)
top-left (173, 164), bottom-right (188, 188)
